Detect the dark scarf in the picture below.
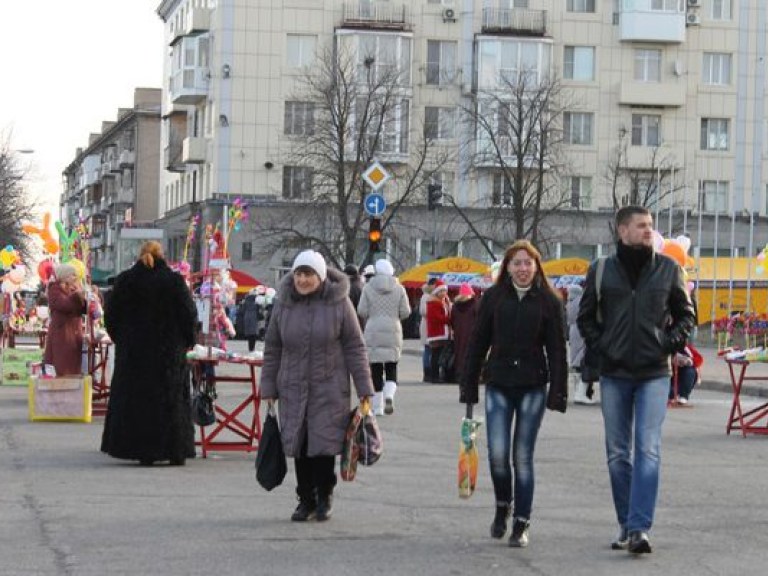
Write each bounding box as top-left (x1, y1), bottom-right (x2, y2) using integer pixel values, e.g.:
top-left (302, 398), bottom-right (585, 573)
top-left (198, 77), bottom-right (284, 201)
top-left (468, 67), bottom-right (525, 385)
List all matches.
top-left (616, 241), bottom-right (653, 289)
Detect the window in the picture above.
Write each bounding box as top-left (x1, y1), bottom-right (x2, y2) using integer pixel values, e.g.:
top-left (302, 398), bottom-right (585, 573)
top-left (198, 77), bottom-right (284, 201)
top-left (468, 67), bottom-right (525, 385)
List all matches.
top-left (563, 112), bottom-right (594, 145)
top-left (631, 114), bottom-right (661, 147)
top-left (357, 34), bottom-right (412, 85)
top-left (631, 177), bottom-right (659, 208)
top-left (284, 101), bottom-right (315, 136)
top-left (282, 166), bottom-right (313, 200)
top-left (477, 39), bottom-right (552, 87)
top-left (241, 241), bottom-right (252, 262)
top-left (426, 40), bottom-right (458, 85)
top-left (357, 98), bottom-right (410, 155)
top-left (287, 34), bottom-right (316, 67)
top-left (424, 107), bottom-right (456, 140)
top-left (429, 171), bottom-right (454, 200)
top-left (650, 0), bottom-right (679, 10)
top-left (563, 46), bottom-right (595, 81)
top-left (634, 49), bottom-right (661, 82)
top-left (711, 0), bottom-right (731, 19)
top-left (699, 180), bottom-right (728, 212)
top-left (570, 176), bottom-right (592, 209)
top-left (491, 173), bottom-right (514, 207)
top-left (701, 118), bottom-right (730, 150)
top-left (567, 0), bottom-right (595, 12)
top-left (703, 53), bottom-right (732, 86)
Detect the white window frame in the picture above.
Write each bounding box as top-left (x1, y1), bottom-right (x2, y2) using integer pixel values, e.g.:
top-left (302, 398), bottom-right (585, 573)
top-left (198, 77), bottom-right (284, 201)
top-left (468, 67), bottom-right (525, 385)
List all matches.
top-left (477, 39), bottom-right (552, 88)
top-left (282, 166), bottom-right (313, 200)
top-left (711, 0), bottom-right (731, 20)
top-left (424, 106), bottom-right (456, 140)
top-left (491, 173), bottom-right (514, 207)
top-left (567, 0), bottom-right (596, 12)
top-left (355, 33), bottom-right (412, 86)
top-left (634, 49), bottom-right (661, 83)
top-left (284, 101), bottom-right (315, 136)
top-left (286, 34), bottom-right (316, 68)
top-left (702, 53), bottom-right (732, 86)
top-left (701, 118), bottom-right (730, 151)
top-left (563, 46), bottom-right (595, 81)
top-left (631, 114), bottom-right (661, 147)
top-left (426, 40), bottom-right (458, 86)
top-left (570, 176), bottom-right (592, 209)
top-left (650, 0), bottom-right (681, 11)
top-left (699, 180), bottom-right (729, 213)
top-left (356, 98), bottom-right (411, 156)
top-left (563, 112), bottom-right (594, 146)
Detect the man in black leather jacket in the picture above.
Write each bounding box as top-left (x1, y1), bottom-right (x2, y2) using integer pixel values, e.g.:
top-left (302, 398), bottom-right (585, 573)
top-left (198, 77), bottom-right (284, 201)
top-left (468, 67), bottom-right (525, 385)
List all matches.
top-left (577, 206), bottom-right (695, 555)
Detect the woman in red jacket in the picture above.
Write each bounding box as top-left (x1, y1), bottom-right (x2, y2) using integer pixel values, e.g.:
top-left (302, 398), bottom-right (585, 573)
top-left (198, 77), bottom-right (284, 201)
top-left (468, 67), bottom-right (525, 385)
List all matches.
top-left (425, 280), bottom-right (451, 382)
top-left (43, 263), bottom-right (86, 376)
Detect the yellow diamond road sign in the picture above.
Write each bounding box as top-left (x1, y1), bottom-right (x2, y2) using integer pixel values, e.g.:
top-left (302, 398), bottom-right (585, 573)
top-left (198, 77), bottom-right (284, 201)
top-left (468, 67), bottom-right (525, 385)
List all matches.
top-left (363, 161), bottom-right (391, 190)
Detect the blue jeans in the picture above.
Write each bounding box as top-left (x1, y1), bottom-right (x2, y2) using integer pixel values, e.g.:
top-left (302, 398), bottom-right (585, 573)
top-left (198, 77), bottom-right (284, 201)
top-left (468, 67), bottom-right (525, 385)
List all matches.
top-left (485, 386), bottom-right (546, 520)
top-left (600, 375), bottom-right (668, 533)
top-left (669, 366), bottom-right (696, 400)
top-left (422, 345), bottom-right (431, 371)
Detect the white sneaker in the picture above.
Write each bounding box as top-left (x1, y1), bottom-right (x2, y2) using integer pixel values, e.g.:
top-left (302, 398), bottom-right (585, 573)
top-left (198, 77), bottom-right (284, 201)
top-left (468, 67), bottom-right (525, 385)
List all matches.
top-left (677, 396), bottom-right (688, 405)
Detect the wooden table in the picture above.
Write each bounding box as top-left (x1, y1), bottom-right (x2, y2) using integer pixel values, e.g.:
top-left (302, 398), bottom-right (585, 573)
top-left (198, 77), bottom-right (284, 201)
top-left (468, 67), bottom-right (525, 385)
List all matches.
top-left (724, 359), bottom-right (768, 437)
top-left (188, 356), bottom-right (263, 457)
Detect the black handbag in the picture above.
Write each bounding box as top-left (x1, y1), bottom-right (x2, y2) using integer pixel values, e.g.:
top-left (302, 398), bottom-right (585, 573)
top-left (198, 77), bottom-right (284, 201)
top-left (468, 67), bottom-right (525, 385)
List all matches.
top-left (191, 381), bottom-right (217, 427)
top-left (255, 404), bottom-right (287, 491)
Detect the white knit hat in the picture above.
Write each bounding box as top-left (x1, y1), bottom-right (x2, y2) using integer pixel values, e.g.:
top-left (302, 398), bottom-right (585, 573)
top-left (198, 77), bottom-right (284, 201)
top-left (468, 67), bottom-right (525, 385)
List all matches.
top-left (374, 259), bottom-right (394, 276)
top-left (292, 250), bottom-right (327, 281)
top-left (363, 264), bottom-right (375, 277)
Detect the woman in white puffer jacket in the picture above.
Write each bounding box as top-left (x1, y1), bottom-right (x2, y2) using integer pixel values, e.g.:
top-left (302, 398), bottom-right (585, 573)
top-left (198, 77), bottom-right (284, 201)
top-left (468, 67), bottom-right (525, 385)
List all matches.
top-left (357, 259), bottom-right (412, 415)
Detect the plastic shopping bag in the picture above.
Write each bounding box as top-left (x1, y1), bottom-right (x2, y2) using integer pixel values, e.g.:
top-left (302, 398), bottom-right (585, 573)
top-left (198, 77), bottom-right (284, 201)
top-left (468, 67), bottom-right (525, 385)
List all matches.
top-left (458, 416), bottom-right (482, 499)
top-left (340, 407), bottom-right (363, 482)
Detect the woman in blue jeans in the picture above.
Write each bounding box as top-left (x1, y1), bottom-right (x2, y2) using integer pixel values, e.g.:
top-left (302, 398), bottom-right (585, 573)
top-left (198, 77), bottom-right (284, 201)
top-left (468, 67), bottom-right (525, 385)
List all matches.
top-left (460, 240), bottom-right (568, 548)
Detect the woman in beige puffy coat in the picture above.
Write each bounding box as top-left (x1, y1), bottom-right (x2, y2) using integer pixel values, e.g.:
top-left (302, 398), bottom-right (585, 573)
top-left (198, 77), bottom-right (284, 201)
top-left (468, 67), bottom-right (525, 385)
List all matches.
top-left (261, 250), bottom-right (374, 523)
top-left (357, 259), bottom-right (411, 416)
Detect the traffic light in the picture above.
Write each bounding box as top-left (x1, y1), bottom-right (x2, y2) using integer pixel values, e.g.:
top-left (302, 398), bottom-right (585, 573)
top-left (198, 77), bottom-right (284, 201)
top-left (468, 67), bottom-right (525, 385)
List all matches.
top-left (427, 184), bottom-right (443, 211)
top-left (368, 217), bottom-right (382, 253)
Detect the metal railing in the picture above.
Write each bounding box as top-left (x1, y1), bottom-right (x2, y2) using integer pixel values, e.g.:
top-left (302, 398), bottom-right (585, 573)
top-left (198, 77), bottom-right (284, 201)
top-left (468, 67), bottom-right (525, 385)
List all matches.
top-left (342, 1), bottom-right (409, 27)
top-left (481, 8), bottom-right (547, 35)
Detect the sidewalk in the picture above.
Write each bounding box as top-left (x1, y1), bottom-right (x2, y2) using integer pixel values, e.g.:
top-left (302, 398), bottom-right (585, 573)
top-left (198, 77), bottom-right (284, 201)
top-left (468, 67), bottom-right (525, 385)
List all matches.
top-left (400, 338), bottom-right (768, 399)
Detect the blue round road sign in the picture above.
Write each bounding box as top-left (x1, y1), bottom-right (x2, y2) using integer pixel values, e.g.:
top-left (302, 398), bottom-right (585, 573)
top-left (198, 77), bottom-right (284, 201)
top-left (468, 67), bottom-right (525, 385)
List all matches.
top-left (364, 193), bottom-right (387, 217)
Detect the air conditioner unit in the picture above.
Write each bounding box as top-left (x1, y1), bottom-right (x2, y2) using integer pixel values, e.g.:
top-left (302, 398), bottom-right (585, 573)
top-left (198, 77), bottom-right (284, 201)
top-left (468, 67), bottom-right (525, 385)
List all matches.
top-left (687, 0), bottom-right (701, 6)
top-left (442, 8), bottom-right (456, 22)
top-left (686, 12), bottom-right (701, 25)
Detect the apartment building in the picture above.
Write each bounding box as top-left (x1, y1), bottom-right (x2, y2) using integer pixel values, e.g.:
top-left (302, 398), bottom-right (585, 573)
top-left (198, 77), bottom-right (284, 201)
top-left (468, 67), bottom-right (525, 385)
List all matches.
top-left (154, 0), bottom-right (768, 280)
top-left (61, 88), bottom-right (163, 279)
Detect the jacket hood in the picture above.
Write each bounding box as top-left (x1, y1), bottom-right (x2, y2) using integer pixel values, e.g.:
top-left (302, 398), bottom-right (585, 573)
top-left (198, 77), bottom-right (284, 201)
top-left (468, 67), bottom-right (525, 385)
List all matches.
top-left (278, 266), bottom-right (350, 307)
top-left (367, 273), bottom-right (398, 295)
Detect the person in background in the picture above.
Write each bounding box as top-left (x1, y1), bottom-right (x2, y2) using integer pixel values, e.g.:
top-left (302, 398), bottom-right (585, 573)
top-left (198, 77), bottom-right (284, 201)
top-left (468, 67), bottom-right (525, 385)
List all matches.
top-left (461, 240), bottom-right (568, 549)
top-left (344, 264), bottom-right (364, 311)
top-left (578, 206), bottom-right (695, 554)
top-left (450, 282), bottom-right (478, 384)
top-left (425, 280), bottom-right (452, 383)
top-left (418, 278), bottom-right (437, 382)
top-left (101, 241), bottom-right (198, 466)
top-left (566, 284), bottom-right (596, 405)
top-left (362, 264), bottom-right (375, 283)
top-left (242, 286), bottom-right (265, 352)
top-left (357, 259), bottom-right (411, 415)
top-left (43, 263), bottom-right (86, 376)
top-left (261, 250), bottom-right (374, 522)
top-left (669, 342), bottom-right (703, 405)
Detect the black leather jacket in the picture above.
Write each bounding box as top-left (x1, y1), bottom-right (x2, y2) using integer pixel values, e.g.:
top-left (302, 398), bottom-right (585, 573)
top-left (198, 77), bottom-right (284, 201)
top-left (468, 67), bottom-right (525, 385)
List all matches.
top-left (577, 251), bottom-right (696, 381)
top-left (460, 279), bottom-right (568, 412)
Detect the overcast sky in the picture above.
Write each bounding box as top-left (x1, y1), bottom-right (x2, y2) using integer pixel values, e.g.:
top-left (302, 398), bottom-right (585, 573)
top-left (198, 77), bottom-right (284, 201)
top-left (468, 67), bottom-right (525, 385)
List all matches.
top-left (0, 0), bottom-right (165, 217)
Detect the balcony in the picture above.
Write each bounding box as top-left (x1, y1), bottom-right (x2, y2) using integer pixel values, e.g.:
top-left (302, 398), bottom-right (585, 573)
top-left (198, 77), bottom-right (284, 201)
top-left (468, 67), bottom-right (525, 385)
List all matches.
top-left (101, 163), bottom-right (117, 178)
top-left (116, 189), bottom-right (135, 204)
top-left (170, 7), bottom-right (212, 44)
top-left (89, 234), bottom-right (105, 249)
top-left (119, 150), bottom-right (135, 167)
top-left (482, 8), bottom-right (547, 36)
top-left (619, 81), bottom-right (686, 107)
top-left (164, 144), bottom-right (186, 173)
top-left (170, 66), bottom-right (209, 105)
top-left (81, 205), bottom-right (93, 219)
top-left (619, 0), bottom-right (686, 43)
top-left (182, 137), bottom-right (208, 164)
top-left (341, 1), bottom-right (410, 30)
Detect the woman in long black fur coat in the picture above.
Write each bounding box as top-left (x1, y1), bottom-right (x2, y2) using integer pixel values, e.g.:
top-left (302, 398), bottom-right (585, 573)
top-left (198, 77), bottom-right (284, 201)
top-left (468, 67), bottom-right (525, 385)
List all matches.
top-left (101, 241), bottom-right (198, 465)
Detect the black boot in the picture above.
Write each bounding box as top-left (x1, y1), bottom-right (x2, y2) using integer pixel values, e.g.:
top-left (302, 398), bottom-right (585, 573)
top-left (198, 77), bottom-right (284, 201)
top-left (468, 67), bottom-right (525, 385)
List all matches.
top-left (508, 517), bottom-right (530, 548)
top-left (430, 351), bottom-right (442, 384)
top-left (316, 490), bottom-right (334, 522)
top-left (490, 503), bottom-right (511, 539)
top-left (291, 491), bottom-right (317, 522)
top-left (422, 367), bottom-right (432, 383)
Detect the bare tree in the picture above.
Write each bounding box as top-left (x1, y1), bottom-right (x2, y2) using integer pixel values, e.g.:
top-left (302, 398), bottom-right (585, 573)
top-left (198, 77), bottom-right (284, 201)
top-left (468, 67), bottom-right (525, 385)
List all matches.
top-left (0, 133), bottom-right (37, 262)
top-left (459, 70), bottom-right (573, 246)
top-left (253, 43), bottom-right (451, 268)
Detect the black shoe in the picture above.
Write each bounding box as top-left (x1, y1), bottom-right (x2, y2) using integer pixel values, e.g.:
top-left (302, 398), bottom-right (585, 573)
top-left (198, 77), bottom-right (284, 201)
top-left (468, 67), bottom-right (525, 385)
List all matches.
top-left (291, 498), bottom-right (317, 522)
top-left (169, 457), bottom-right (186, 466)
top-left (627, 531), bottom-right (652, 554)
top-left (508, 518), bottom-right (529, 548)
top-left (316, 493), bottom-right (334, 522)
top-left (611, 526), bottom-right (629, 550)
top-left (490, 504), bottom-right (511, 539)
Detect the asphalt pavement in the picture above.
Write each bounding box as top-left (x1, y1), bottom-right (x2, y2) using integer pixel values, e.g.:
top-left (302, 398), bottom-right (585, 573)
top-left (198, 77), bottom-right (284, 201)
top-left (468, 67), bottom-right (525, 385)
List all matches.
top-left (1, 339), bottom-right (767, 575)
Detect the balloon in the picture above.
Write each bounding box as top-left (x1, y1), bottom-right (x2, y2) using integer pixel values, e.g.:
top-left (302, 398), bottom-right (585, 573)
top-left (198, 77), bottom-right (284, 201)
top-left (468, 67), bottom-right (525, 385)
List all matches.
top-left (675, 235), bottom-right (692, 255)
top-left (23, 213), bottom-right (60, 254)
top-left (68, 258), bottom-right (86, 281)
top-left (757, 265), bottom-right (765, 276)
top-left (8, 266), bottom-right (25, 284)
top-left (651, 230), bottom-right (665, 253)
top-left (55, 221), bottom-right (78, 262)
top-left (758, 252), bottom-right (766, 262)
top-left (0, 246), bottom-right (17, 269)
top-left (661, 240), bottom-right (686, 266)
top-left (38, 260), bottom-right (54, 283)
